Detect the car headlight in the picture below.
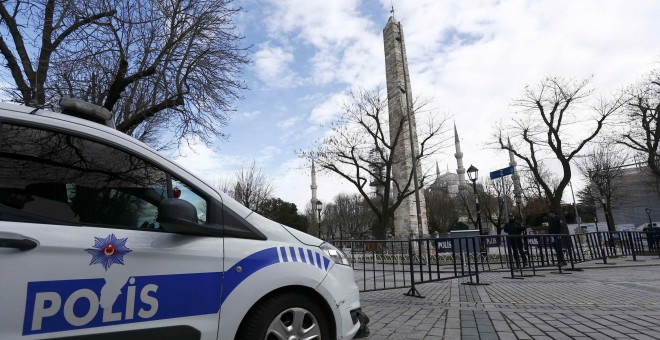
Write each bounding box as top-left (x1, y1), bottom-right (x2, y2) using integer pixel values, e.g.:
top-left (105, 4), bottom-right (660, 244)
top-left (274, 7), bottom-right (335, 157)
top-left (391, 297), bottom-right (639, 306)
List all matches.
top-left (320, 242), bottom-right (350, 266)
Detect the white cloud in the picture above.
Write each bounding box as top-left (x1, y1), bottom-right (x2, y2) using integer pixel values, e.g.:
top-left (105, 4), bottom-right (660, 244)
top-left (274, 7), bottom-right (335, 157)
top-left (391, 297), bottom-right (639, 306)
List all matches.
top-left (263, 0), bottom-right (384, 87)
top-left (173, 138), bottom-right (244, 187)
top-left (236, 110), bottom-right (261, 121)
top-left (277, 116), bottom-right (301, 129)
top-left (258, 145), bottom-right (282, 163)
top-left (309, 92), bottom-right (348, 125)
top-left (253, 43), bottom-right (299, 87)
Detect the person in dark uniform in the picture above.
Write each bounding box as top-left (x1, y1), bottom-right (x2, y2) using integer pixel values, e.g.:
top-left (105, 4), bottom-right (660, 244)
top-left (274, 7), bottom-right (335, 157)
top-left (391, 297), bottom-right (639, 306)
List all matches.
top-left (547, 211), bottom-right (567, 266)
top-left (644, 223), bottom-right (657, 251)
top-left (504, 215), bottom-right (527, 268)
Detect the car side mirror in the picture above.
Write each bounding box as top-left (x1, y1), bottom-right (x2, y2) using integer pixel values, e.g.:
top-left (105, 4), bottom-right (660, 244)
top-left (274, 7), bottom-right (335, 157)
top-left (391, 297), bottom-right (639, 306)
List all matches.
top-left (158, 197), bottom-right (198, 224)
top-left (157, 198), bottom-right (221, 237)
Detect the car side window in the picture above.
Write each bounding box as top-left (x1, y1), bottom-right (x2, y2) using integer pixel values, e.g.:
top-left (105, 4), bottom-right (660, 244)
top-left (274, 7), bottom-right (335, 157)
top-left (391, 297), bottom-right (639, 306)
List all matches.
top-left (0, 123), bottom-right (208, 230)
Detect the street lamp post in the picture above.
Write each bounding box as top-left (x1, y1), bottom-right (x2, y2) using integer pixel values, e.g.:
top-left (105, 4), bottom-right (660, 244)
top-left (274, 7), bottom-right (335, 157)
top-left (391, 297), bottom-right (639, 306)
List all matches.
top-left (600, 195), bottom-right (617, 253)
top-left (588, 170), bottom-right (611, 263)
top-left (467, 165), bottom-right (484, 256)
top-left (569, 181), bottom-right (581, 231)
top-left (590, 171), bottom-right (612, 233)
top-left (594, 213), bottom-right (608, 264)
top-left (466, 165), bottom-right (483, 235)
top-left (594, 215), bottom-right (600, 233)
top-left (317, 200), bottom-right (323, 239)
top-left (600, 196), bottom-right (612, 232)
top-left (646, 208), bottom-right (652, 227)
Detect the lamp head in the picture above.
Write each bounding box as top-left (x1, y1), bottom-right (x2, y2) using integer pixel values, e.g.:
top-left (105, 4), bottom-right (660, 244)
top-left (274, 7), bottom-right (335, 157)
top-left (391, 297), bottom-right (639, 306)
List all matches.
top-left (317, 200), bottom-right (323, 212)
top-left (467, 165), bottom-right (478, 182)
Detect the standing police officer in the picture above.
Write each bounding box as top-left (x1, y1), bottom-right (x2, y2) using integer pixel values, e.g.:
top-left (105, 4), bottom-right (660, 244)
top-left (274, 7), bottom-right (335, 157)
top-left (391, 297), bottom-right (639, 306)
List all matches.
top-left (644, 223), bottom-right (657, 252)
top-left (548, 211), bottom-right (567, 266)
top-left (504, 215), bottom-right (527, 268)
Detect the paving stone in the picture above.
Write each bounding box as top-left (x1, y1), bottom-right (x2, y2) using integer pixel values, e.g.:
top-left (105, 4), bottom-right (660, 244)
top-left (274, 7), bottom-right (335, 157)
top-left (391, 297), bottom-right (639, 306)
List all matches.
top-left (462, 327), bottom-right (478, 336)
top-left (630, 334), bottom-right (660, 340)
top-left (461, 336), bottom-right (479, 340)
top-left (479, 332), bottom-right (499, 340)
top-left (461, 320), bottom-right (477, 327)
top-left (443, 328), bottom-right (460, 338)
top-left (492, 320), bottom-right (511, 332)
top-left (514, 330), bottom-right (533, 339)
top-left (497, 331), bottom-right (517, 340)
top-left (414, 323), bottom-right (433, 331)
top-left (426, 327), bottom-right (444, 337)
top-left (546, 331), bottom-right (574, 340)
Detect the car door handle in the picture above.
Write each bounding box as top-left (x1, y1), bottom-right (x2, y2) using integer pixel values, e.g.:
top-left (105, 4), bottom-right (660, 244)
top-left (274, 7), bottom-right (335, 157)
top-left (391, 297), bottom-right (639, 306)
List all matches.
top-left (0, 237), bottom-right (38, 251)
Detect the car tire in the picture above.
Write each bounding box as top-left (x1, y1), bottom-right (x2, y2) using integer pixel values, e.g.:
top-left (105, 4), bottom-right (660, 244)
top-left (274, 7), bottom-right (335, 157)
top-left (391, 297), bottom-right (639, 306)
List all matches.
top-left (237, 292), bottom-right (332, 340)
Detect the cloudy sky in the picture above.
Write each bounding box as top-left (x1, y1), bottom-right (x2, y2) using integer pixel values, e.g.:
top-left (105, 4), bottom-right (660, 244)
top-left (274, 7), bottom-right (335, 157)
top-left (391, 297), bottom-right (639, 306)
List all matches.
top-left (175, 0), bottom-right (660, 213)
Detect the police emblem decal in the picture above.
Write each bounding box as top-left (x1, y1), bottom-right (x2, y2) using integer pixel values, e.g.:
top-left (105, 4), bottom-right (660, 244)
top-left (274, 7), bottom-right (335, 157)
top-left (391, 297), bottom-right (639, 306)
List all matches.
top-left (85, 234), bottom-right (132, 270)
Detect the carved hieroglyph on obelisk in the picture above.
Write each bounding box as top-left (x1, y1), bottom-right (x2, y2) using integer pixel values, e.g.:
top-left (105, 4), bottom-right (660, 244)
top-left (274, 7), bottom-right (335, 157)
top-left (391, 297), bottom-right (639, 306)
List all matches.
top-left (383, 16), bottom-right (428, 238)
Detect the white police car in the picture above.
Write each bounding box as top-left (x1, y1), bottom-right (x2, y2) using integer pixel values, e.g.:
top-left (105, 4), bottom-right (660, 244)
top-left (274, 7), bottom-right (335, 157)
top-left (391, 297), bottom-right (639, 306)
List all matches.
top-left (0, 99), bottom-right (368, 339)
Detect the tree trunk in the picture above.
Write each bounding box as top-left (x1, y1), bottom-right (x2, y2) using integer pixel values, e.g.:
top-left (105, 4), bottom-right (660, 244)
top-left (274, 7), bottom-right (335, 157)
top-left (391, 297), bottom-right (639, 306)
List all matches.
top-left (607, 208), bottom-right (616, 232)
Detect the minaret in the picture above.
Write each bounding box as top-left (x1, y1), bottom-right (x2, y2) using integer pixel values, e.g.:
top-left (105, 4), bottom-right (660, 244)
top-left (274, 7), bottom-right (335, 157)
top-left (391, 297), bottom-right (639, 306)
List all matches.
top-left (309, 160), bottom-right (319, 236)
top-left (383, 16), bottom-right (428, 238)
top-left (508, 138), bottom-right (523, 214)
top-left (436, 161), bottom-right (441, 179)
top-left (454, 123), bottom-right (466, 186)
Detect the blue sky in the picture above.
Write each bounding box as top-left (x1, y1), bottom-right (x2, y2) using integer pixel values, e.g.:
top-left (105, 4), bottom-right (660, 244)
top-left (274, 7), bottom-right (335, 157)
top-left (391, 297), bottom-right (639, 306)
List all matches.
top-left (175, 0), bottom-right (660, 212)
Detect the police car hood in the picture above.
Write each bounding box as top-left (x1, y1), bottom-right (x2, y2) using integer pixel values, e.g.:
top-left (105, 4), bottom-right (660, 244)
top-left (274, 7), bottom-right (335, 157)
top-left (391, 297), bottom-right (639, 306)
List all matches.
top-left (243, 212), bottom-right (323, 247)
top-left (219, 192), bottom-right (323, 246)
top-left (279, 224), bottom-right (325, 247)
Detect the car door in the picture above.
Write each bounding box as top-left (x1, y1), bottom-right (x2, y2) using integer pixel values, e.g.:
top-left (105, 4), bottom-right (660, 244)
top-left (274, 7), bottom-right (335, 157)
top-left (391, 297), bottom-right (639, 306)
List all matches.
top-left (0, 122), bottom-right (224, 339)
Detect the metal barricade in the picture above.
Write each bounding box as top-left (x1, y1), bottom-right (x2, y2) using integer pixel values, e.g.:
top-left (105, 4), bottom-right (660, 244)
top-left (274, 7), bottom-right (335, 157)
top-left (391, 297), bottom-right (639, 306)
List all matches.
top-left (330, 230), bottom-right (654, 294)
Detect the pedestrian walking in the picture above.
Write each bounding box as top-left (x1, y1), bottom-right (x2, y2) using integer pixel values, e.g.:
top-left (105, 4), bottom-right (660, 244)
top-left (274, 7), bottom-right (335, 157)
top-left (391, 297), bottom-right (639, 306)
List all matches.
top-left (504, 215), bottom-right (527, 268)
top-left (548, 211), bottom-right (567, 266)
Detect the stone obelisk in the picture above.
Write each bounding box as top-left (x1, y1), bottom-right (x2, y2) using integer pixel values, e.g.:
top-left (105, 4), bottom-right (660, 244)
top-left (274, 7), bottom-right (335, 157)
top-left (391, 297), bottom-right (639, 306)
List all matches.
top-left (383, 16), bottom-right (428, 238)
top-left (508, 138), bottom-right (523, 216)
top-left (309, 160), bottom-right (319, 236)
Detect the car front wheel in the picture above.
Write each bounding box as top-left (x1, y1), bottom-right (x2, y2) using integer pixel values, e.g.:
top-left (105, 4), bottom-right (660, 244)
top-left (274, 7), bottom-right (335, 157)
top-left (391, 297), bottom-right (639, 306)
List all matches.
top-left (237, 292), bottom-right (332, 340)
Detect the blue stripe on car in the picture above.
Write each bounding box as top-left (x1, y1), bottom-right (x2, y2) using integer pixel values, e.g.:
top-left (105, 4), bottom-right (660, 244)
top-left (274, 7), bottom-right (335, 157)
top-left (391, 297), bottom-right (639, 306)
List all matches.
top-left (289, 246), bottom-right (297, 262)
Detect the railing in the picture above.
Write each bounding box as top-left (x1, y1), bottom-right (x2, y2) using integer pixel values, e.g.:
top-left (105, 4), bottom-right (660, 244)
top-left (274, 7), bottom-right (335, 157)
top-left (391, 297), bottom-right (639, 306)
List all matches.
top-left (330, 230), bottom-right (660, 295)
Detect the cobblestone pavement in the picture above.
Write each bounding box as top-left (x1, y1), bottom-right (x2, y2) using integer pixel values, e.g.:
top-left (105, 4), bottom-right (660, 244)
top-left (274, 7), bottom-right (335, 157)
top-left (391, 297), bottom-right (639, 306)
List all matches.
top-left (359, 256), bottom-right (660, 339)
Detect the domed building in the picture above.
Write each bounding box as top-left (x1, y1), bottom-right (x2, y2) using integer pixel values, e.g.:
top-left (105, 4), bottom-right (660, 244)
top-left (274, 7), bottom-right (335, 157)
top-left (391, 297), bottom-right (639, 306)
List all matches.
top-left (430, 124), bottom-right (466, 196)
top-left (431, 163), bottom-right (461, 195)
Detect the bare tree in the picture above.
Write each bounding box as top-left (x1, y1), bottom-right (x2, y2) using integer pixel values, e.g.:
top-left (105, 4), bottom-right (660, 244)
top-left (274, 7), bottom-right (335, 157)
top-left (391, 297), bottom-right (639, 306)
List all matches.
top-left (481, 177), bottom-right (514, 235)
top-left (619, 70), bottom-right (660, 180)
top-left (578, 143), bottom-right (628, 231)
top-left (424, 188), bottom-right (459, 235)
top-left (0, 0), bottom-right (248, 149)
top-left (303, 88), bottom-right (449, 238)
top-left (322, 193), bottom-right (375, 240)
top-left (495, 76), bottom-right (624, 217)
top-left (217, 160), bottom-right (273, 212)
top-left (576, 185), bottom-right (597, 216)
top-left (453, 179), bottom-right (509, 234)
top-left (0, 0), bottom-right (116, 105)
top-left (518, 166), bottom-right (557, 204)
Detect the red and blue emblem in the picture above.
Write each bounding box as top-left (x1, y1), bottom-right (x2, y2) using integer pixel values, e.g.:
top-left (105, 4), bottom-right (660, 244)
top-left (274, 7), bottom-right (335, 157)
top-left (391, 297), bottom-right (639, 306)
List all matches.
top-left (85, 234), bottom-right (132, 270)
